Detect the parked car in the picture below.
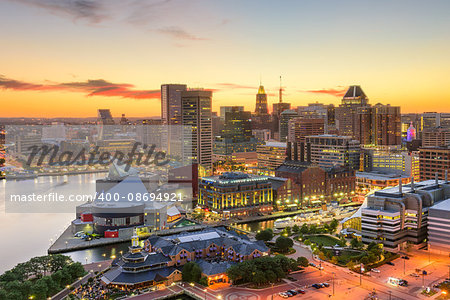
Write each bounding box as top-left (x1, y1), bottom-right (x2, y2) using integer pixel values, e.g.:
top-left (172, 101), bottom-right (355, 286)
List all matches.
top-left (285, 291), bottom-right (294, 297)
top-left (312, 283), bottom-right (322, 289)
top-left (296, 289), bottom-right (306, 294)
top-left (386, 261), bottom-right (395, 266)
top-left (401, 256), bottom-right (410, 260)
top-left (371, 269), bottom-right (380, 273)
top-left (289, 290), bottom-right (298, 295)
top-left (322, 282), bottom-right (330, 287)
top-left (409, 273), bottom-right (419, 277)
top-left (278, 292), bottom-right (289, 298)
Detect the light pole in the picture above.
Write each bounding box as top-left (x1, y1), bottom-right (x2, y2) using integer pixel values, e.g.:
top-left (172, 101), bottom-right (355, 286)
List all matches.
top-left (271, 283), bottom-right (274, 300)
top-left (360, 263), bottom-right (363, 286)
top-left (204, 288), bottom-right (207, 300)
top-left (389, 291), bottom-right (392, 300)
top-left (332, 272), bottom-right (335, 296)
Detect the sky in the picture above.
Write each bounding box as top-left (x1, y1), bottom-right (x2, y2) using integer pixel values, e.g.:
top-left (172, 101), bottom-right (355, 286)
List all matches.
top-left (1, 0), bottom-right (450, 118)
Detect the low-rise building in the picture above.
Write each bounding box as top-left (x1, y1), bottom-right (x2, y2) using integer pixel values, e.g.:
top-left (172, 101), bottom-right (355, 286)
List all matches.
top-left (360, 175), bottom-right (450, 250)
top-left (428, 198), bottom-right (450, 254)
top-left (198, 172), bottom-right (273, 219)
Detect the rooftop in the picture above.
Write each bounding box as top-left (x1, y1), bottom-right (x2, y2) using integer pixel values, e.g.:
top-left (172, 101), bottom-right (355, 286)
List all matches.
top-left (430, 198), bottom-right (450, 211)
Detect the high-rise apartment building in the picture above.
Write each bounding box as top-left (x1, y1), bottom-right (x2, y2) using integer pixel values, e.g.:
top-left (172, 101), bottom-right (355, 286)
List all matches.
top-left (214, 107), bottom-right (256, 155)
top-left (335, 86), bottom-right (369, 139)
top-left (356, 104), bottom-right (401, 146)
top-left (305, 134), bottom-right (360, 170)
top-left (297, 103), bottom-right (335, 134)
top-left (288, 118), bottom-right (325, 143)
top-left (422, 127), bottom-right (450, 147)
top-left (419, 146), bottom-right (450, 181)
top-left (279, 110), bottom-right (298, 142)
top-left (220, 106), bottom-right (244, 122)
top-left (181, 90), bottom-right (213, 176)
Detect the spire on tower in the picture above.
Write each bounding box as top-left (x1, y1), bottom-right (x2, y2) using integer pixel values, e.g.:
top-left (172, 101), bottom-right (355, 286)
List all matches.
top-left (279, 75), bottom-right (283, 103)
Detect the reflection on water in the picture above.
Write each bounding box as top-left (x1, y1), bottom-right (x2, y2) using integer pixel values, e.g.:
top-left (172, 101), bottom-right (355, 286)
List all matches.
top-left (0, 173), bottom-right (101, 273)
top-left (234, 219), bottom-right (275, 232)
top-left (64, 242), bottom-right (131, 265)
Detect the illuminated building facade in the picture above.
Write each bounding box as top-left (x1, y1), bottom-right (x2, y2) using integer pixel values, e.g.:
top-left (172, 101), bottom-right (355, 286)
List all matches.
top-left (288, 117), bottom-right (325, 143)
top-left (181, 89), bottom-right (213, 175)
top-left (422, 127), bottom-right (450, 147)
top-left (419, 146), bottom-right (450, 181)
top-left (256, 141), bottom-right (287, 175)
top-left (361, 176), bottom-right (450, 250)
top-left (335, 85), bottom-right (369, 139)
top-left (356, 103), bottom-right (401, 146)
top-left (306, 134), bottom-right (360, 170)
top-left (198, 172), bottom-right (273, 218)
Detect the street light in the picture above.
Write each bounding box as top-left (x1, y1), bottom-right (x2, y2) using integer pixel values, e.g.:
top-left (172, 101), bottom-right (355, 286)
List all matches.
top-left (203, 288), bottom-right (207, 300)
top-left (332, 272), bottom-right (335, 296)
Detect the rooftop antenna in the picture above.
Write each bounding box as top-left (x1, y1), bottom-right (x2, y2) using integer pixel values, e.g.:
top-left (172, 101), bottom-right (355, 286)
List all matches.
top-left (279, 75), bottom-right (283, 103)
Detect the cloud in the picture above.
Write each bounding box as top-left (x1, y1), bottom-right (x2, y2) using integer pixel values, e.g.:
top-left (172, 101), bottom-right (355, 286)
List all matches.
top-left (14, 0), bottom-right (108, 24)
top-left (0, 75), bottom-right (160, 100)
top-left (301, 87), bottom-right (347, 97)
top-left (157, 26), bottom-right (208, 41)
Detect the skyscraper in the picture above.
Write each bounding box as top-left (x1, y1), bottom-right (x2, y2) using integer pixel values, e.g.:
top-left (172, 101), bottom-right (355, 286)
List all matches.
top-left (356, 103), bottom-right (401, 146)
top-left (288, 117), bottom-right (325, 143)
top-left (161, 84), bottom-right (187, 125)
top-left (335, 85), bottom-right (369, 138)
top-left (97, 109), bottom-right (115, 140)
top-left (254, 85), bottom-right (269, 115)
top-left (161, 84), bottom-right (187, 156)
top-left (181, 90), bottom-right (213, 176)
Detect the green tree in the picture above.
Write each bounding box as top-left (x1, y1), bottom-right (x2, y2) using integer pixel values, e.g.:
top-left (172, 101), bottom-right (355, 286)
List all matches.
top-left (182, 262), bottom-right (201, 283)
top-left (296, 256), bottom-right (309, 267)
top-left (350, 238), bottom-right (362, 249)
top-left (275, 236), bottom-right (294, 253)
top-left (300, 223), bottom-right (309, 234)
top-left (292, 224), bottom-right (300, 234)
top-left (255, 229), bottom-right (273, 242)
top-left (329, 218), bottom-right (339, 232)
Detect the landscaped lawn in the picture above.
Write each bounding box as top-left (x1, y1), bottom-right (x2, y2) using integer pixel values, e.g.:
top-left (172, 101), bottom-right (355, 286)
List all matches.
top-left (306, 235), bottom-right (340, 247)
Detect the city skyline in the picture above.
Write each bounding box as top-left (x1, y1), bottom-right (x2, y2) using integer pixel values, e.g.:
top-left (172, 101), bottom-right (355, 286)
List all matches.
top-left (1, 0), bottom-right (450, 117)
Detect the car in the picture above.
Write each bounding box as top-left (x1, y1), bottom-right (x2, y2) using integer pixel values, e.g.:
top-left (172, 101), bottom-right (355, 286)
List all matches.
top-left (402, 256), bottom-right (410, 260)
top-left (296, 289), bottom-right (306, 294)
top-left (386, 261), bottom-right (395, 266)
top-left (285, 291), bottom-right (294, 297)
top-left (399, 280), bottom-right (408, 286)
top-left (322, 282), bottom-right (330, 287)
top-left (278, 292), bottom-right (289, 298)
top-left (312, 283), bottom-right (322, 289)
top-left (371, 269), bottom-right (380, 273)
top-left (287, 290), bottom-right (297, 295)
top-left (310, 262), bottom-right (316, 267)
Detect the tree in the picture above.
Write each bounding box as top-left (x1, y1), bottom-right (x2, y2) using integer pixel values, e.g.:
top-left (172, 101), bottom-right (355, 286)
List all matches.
top-left (300, 223), bottom-right (309, 234)
top-left (338, 236), bottom-right (347, 247)
top-left (350, 238), bottom-right (361, 249)
top-left (331, 256), bottom-right (339, 265)
top-left (0, 158), bottom-right (5, 166)
top-left (275, 236), bottom-right (293, 253)
top-left (292, 224), bottom-right (300, 234)
top-left (329, 219), bottom-right (339, 232)
top-left (182, 262), bottom-right (201, 283)
top-left (296, 256), bottom-right (309, 267)
top-left (255, 229), bottom-right (273, 242)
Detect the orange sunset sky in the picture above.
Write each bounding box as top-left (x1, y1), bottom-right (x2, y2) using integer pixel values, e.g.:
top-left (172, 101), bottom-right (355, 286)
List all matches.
top-left (1, 0), bottom-right (450, 118)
